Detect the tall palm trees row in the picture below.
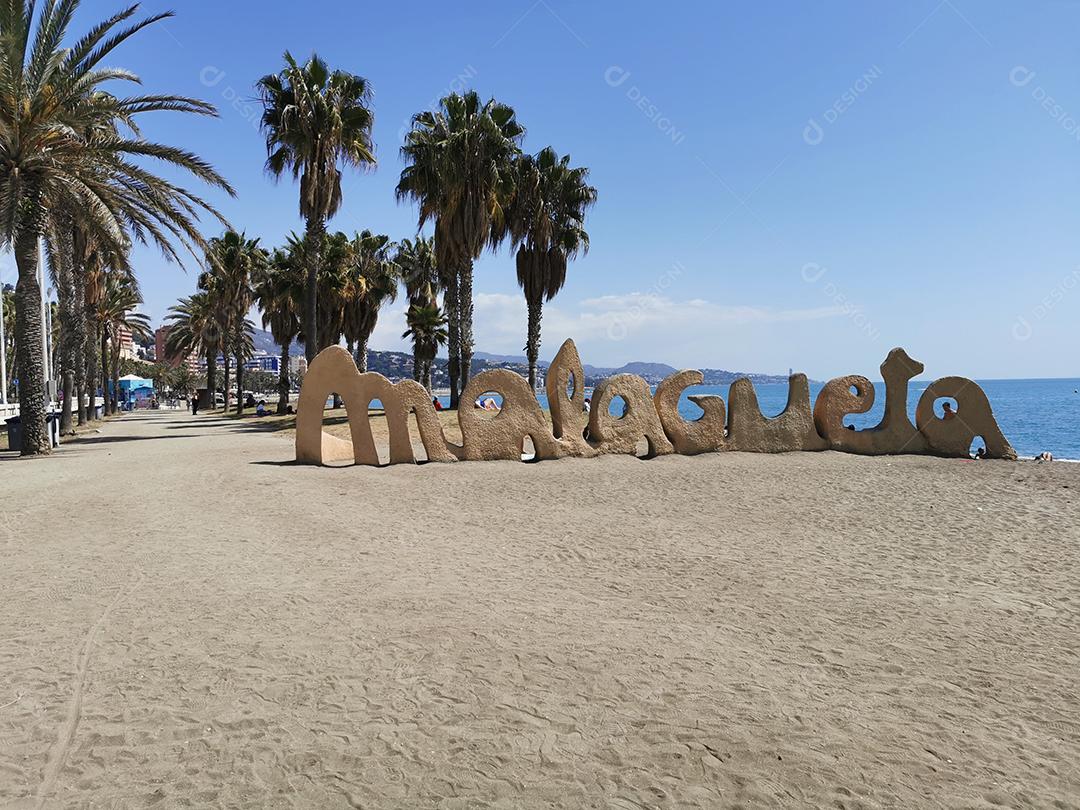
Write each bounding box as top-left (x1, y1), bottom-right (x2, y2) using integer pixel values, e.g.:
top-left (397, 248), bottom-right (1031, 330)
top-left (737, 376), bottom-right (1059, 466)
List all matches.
top-left (172, 53), bottom-right (598, 410)
top-left (165, 227), bottom-right (410, 414)
top-left (1, 4), bottom-right (599, 455)
top-left (259, 55), bottom-right (597, 406)
top-left (0, 1), bottom-right (234, 455)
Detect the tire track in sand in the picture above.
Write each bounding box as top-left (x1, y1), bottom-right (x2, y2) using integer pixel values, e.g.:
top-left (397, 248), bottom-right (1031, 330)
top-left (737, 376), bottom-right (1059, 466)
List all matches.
top-left (33, 575), bottom-right (142, 809)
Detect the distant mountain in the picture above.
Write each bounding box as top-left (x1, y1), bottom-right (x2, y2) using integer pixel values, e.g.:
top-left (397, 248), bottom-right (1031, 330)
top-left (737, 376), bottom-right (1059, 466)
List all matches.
top-left (578, 362), bottom-right (798, 386)
top-left (473, 351), bottom-right (550, 368)
top-left (251, 328), bottom-right (302, 357)
top-left (699, 368), bottom-right (795, 385)
top-left (247, 332), bottom-right (810, 386)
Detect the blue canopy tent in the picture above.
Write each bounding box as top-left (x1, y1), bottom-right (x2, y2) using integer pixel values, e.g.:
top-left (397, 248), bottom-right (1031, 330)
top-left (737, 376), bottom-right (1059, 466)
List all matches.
top-left (113, 374), bottom-right (155, 409)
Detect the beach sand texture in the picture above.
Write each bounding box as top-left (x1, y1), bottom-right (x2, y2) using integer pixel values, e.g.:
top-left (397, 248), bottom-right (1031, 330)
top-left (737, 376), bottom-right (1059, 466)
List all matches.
top-left (1, 410), bottom-right (1078, 807)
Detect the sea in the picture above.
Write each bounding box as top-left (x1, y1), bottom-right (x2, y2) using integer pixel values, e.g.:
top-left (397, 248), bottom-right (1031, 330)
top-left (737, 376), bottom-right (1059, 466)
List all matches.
top-left (438, 378), bottom-right (1080, 461)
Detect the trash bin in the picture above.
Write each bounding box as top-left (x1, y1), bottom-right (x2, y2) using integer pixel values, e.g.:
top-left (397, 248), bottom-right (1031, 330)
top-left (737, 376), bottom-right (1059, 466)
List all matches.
top-left (4, 412), bottom-right (60, 451)
top-left (3, 416), bottom-right (18, 450)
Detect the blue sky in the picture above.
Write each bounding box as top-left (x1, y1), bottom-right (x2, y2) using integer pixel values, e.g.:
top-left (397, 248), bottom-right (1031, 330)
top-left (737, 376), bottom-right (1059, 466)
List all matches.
top-left (6, 0), bottom-right (1078, 380)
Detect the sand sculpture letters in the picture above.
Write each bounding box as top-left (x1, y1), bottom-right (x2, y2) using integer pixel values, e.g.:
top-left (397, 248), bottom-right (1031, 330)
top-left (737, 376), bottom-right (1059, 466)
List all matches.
top-left (295, 340), bottom-right (1016, 465)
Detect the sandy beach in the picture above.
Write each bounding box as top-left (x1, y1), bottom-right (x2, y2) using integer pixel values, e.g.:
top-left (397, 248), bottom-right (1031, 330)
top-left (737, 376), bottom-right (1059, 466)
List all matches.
top-left (1, 409), bottom-right (1078, 807)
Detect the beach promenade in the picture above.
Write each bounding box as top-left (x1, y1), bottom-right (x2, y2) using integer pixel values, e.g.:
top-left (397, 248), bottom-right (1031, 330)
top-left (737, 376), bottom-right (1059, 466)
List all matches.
top-left (1, 411), bottom-right (1078, 807)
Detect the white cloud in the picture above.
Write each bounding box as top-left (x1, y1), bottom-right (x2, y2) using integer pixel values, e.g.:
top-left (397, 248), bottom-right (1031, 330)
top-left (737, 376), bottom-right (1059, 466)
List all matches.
top-left (370, 289), bottom-right (850, 370)
top-left (368, 300), bottom-right (411, 353)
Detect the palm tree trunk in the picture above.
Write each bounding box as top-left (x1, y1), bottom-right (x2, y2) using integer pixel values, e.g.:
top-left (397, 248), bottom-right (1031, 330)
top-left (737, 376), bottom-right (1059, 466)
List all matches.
top-left (100, 329), bottom-right (110, 415)
top-left (13, 227), bottom-right (50, 455)
top-left (1, 298), bottom-right (13, 402)
top-left (222, 354), bottom-right (231, 413)
top-left (526, 294), bottom-right (543, 391)
top-left (59, 336), bottom-right (74, 431)
top-left (235, 347), bottom-right (245, 415)
top-left (71, 245), bottom-right (88, 425)
top-left (444, 270), bottom-right (460, 408)
top-left (110, 340), bottom-right (120, 414)
top-left (458, 261), bottom-right (474, 393)
top-left (56, 264), bottom-right (76, 435)
top-left (84, 315), bottom-right (99, 422)
top-left (422, 355), bottom-right (434, 393)
top-left (206, 352), bottom-right (217, 406)
top-left (304, 216), bottom-right (325, 363)
top-left (277, 343), bottom-right (290, 414)
top-left (355, 335), bottom-right (369, 373)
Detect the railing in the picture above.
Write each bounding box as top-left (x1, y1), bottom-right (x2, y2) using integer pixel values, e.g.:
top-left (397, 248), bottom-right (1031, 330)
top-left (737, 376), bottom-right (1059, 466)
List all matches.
top-left (1, 397), bottom-right (106, 421)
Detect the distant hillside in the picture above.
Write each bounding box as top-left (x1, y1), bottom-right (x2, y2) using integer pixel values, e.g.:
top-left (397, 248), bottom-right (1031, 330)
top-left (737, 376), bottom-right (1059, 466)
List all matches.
top-left (251, 332), bottom-right (809, 386)
top-left (473, 351), bottom-right (550, 367)
top-left (465, 351), bottom-right (804, 386)
top-left (251, 328), bottom-right (302, 358)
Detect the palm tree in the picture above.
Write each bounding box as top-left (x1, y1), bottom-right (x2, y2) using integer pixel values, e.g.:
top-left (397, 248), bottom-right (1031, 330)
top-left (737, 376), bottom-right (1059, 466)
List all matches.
top-left (343, 230), bottom-right (398, 372)
top-left (227, 319), bottom-right (256, 409)
top-left (98, 274), bottom-right (151, 412)
top-left (1, 285), bottom-right (14, 401)
top-left (255, 246), bottom-right (304, 413)
top-left (70, 224), bottom-right (92, 425)
top-left (506, 147), bottom-right (597, 388)
top-left (164, 292), bottom-right (223, 406)
top-left (314, 230), bottom-right (356, 411)
top-left (257, 52), bottom-right (375, 365)
top-left (168, 363), bottom-right (196, 401)
top-left (313, 231), bottom-right (354, 359)
top-left (202, 232), bottom-right (267, 414)
top-left (44, 216), bottom-right (79, 433)
top-left (74, 222), bottom-right (130, 424)
top-left (0, 1), bottom-right (234, 454)
top-left (83, 245), bottom-right (133, 418)
top-left (402, 303), bottom-right (448, 392)
top-left (395, 236), bottom-right (438, 306)
top-left (396, 91), bottom-right (524, 407)
top-left (394, 236), bottom-right (439, 379)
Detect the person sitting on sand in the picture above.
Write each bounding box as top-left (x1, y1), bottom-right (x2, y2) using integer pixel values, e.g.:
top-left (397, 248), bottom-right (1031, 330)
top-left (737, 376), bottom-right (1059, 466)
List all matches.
top-left (432, 397), bottom-right (443, 411)
top-left (942, 401), bottom-right (957, 420)
top-left (1036, 451), bottom-right (1054, 462)
top-left (256, 400), bottom-right (269, 417)
top-left (483, 397), bottom-right (499, 411)
top-left (974, 447), bottom-right (986, 459)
